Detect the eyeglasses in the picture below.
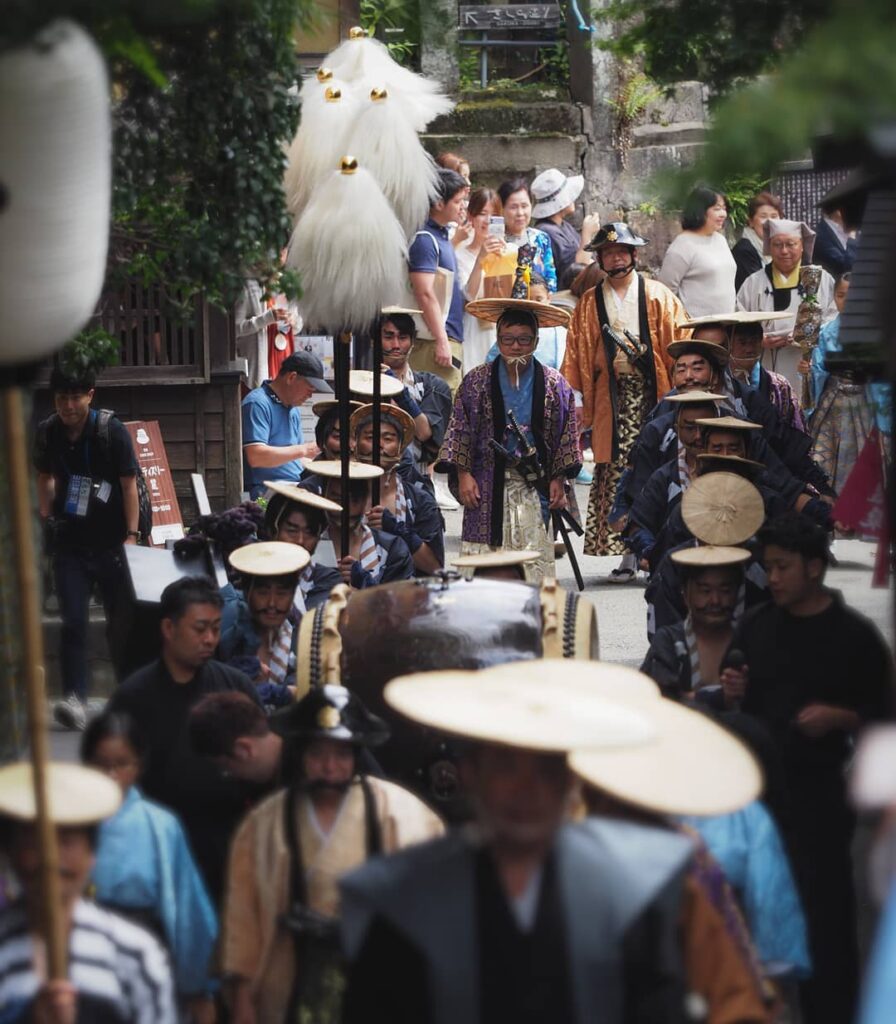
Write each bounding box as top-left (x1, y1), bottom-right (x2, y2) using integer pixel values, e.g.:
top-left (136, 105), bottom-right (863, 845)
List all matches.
top-left (497, 334), bottom-right (536, 347)
top-left (770, 241), bottom-right (801, 251)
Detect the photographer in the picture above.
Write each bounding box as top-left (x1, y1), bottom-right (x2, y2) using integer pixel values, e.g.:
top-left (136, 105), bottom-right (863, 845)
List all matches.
top-left (34, 365), bottom-right (139, 730)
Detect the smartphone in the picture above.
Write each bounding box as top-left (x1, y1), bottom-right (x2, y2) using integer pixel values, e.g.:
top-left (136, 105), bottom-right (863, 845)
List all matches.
top-left (488, 216), bottom-right (505, 238)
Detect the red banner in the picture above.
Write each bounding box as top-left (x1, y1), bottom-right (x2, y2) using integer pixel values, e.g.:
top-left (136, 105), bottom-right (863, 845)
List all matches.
top-left (831, 428), bottom-right (891, 586)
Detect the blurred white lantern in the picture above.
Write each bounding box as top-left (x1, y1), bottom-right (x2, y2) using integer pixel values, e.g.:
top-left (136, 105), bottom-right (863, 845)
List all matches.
top-left (0, 20), bottom-right (111, 366)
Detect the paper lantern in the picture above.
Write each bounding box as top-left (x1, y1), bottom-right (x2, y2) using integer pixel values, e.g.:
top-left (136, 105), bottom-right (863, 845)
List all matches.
top-left (0, 20), bottom-right (111, 365)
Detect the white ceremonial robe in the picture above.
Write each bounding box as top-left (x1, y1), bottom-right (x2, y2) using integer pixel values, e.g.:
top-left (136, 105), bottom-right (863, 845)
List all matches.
top-left (736, 266), bottom-right (838, 391)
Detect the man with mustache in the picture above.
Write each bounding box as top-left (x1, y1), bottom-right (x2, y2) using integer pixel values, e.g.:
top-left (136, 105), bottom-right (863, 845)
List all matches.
top-left (222, 685), bottom-right (442, 1024)
top-left (562, 224), bottom-right (685, 582)
top-left (438, 295), bottom-right (580, 583)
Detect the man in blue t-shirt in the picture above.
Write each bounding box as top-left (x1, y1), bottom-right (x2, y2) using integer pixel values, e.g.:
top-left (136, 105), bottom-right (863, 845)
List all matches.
top-left (241, 351), bottom-right (331, 498)
top-left (408, 167), bottom-right (468, 394)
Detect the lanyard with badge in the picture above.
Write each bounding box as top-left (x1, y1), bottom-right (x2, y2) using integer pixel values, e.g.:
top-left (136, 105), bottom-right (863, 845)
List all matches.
top-left (61, 414), bottom-right (112, 518)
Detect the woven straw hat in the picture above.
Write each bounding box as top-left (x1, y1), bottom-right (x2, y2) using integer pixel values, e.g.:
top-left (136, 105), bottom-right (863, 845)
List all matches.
top-left (682, 473), bottom-right (765, 545)
top-left (350, 402), bottom-right (416, 451)
top-left (349, 369), bottom-right (405, 398)
top-left (696, 453), bottom-right (765, 473)
top-left (384, 665), bottom-right (656, 754)
top-left (667, 338), bottom-right (730, 366)
top-left (670, 545), bottom-right (752, 568)
top-left (480, 660), bottom-right (761, 815)
top-left (264, 481), bottom-right (342, 513)
top-left (0, 763), bottom-right (121, 825)
top-left (664, 390), bottom-right (726, 405)
top-left (695, 415), bottom-right (762, 432)
top-left (452, 550), bottom-right (541, 571)
top-left (311, 398), bottom-right (364, 419)
top-left (466, 297), bottom-right (571, 329)
top-left (677, 311), bottom-right (792, 329)
top-left (301, 459), bottom-right (384, 480)
top-left (229, 540), bottom-right (310, 576)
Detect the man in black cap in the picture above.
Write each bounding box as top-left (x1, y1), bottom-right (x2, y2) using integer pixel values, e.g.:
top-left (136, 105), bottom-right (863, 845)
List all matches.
top-left (561, 223), bottom-right (685, 581)
top-left (241, 351), bottom-right (331, 499)
top-left (222, 685), bottom-right (442, 1024)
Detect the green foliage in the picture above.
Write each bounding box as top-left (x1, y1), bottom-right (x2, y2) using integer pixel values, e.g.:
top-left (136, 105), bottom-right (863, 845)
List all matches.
top-left (597, 0), bottom-right (834, 95)
top-left (720, 175), bottom-right (771, 229)
top-left (673, 0), bottom-right (896, 187)
top-left (609, 61), bottom-right (663, 167)
top-left (360, 0), bottom-right (420, 66)
top-left (57, 329), bottom-right (120, 378)
top-left (2, 1), bottom-right (312, 313)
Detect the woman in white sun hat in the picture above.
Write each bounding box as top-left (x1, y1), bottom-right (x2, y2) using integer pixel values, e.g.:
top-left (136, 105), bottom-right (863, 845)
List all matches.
top-left (532, 168), bottom-right (600, 287)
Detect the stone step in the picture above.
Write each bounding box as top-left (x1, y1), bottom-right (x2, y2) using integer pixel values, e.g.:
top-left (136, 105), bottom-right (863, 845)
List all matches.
top-left (423, 132), bottom-right (587, 181)
top-left (428, 100), bottom-right (584, 136)
top-left (631, 121), bottom-right (706, 148)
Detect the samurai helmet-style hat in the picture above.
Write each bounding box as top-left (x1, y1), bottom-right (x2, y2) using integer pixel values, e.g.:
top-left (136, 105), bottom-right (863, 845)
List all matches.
top-left (270, 684), bottom-right (390, 748)
top-left (584, 222), bottom-right (648, 252)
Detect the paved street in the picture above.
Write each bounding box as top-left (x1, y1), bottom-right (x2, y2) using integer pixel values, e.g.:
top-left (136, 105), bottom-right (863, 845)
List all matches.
top-left (51, 477), bottom-right (891, 761)
top-left (442, 478), bottom-right (893, 668)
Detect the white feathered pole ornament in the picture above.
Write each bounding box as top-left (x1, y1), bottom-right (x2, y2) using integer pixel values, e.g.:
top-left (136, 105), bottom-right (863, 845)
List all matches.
top-left (0, 19), bottom-right (112, 986)
top-left (287, 156), bottom-right (407, 334)
top-left (347, 88), bottom-right (438, 238)
top-left (284, 68), bottom-right (357, 223)
top-left (329, 26), bottom-right (454, 131)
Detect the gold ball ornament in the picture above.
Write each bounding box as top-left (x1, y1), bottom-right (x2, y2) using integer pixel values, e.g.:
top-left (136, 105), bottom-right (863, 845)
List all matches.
top-left (316, 67), bottom-right (333, 82)
top-left (370, 87), bottom-right (389, 102)
top-left (349, 26), bottom-right (367, 39)
top-left (340, 156), bottom-right (359, 175)
top-left (324, 87), bottom-right (342, 102)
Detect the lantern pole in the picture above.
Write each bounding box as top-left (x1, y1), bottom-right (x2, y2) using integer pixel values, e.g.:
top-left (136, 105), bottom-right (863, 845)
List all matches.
top-left (1, 385), bottom-right (66, 978)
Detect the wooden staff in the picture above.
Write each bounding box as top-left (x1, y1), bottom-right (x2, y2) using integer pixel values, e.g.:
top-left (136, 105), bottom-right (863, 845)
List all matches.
top-left (371, 324), bottom-right (383, 505)
top-left (336, 331), bottom-right (352, 556)
top-left (1, 385), bottom-right (66, 978)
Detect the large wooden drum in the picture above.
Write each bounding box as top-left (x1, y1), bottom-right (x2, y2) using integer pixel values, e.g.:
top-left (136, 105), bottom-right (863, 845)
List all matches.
top-left (296, 574), bottom-right (598, 812)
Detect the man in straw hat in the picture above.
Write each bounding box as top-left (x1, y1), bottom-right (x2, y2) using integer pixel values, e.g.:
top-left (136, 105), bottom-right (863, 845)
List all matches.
top-left (437, 295), bottom-right (580, 583)
top-left (725, 315), bottom-right (806, 431)
top-left (262, 481), bottom-right (343, 610)
top-left (721, 512), bottom-right (893, 1024)
top-left (350, 402), bottom-right (445, 575)
top-left (218, 540), bottom-right (311, 706)
top-left (222, 685), bottom-right (442, 1024)
top-left (644, 473), bottom-right (769, 639)
top-left (108, 575), bottom-right (261, 901)
top-left (561, 223), bottom-right (685, 579)
top-left (641, 545), bottom-right (752, 702)
top-left (300, 459), bottom-right (414, 588)
top-left (339, 664), bottom-right (700, 1023)
top-left (0, 763), bottom-right (176, 1022)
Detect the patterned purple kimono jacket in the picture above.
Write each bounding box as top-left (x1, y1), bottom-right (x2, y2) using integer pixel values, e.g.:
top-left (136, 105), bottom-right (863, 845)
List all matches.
top-left (437, 359), bottom-right (580, 545)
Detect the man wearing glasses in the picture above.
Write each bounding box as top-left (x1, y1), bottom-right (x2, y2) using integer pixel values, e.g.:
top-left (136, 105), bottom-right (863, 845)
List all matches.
top-left (437, 296), bottom-right (580, 582)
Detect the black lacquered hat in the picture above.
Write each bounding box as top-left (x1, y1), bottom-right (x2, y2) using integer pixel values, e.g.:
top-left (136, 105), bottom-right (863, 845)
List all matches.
top-left (271, 684), bottom-right (390, 747)
top-left (585, 221), bottom-right (648, 251)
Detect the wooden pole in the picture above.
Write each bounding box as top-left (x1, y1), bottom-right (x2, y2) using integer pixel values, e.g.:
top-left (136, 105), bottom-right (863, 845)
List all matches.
top-left (371, 325), bottom-right (382, 506)
top-left (1, 385), bottom-right (66, 978)
top-left (337, 332), bottom-right (352, 556)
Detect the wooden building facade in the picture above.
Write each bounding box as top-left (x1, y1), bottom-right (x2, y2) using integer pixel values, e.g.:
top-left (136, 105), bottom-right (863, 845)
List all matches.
top-left (33, 285), bottom-right (245, 528)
